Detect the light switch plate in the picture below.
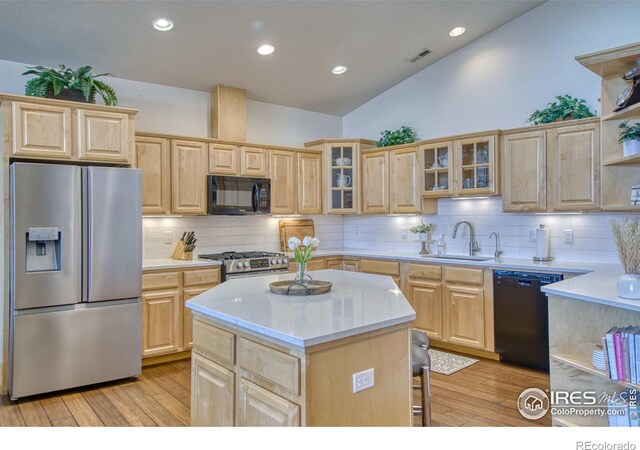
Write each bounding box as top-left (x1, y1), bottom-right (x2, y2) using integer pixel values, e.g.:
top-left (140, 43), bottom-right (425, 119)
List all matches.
top-left (164, 230), bottom-right (173, 245)
top-left (353, 368), bottom-right (375, 393)
top-left (401, 227), bottom-right (408, 240)
top-left (530, 229), bottom-right (537, 242)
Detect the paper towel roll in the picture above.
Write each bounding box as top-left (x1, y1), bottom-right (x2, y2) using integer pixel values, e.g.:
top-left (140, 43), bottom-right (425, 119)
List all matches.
top-left (535, 226), bottom-right (550, 260)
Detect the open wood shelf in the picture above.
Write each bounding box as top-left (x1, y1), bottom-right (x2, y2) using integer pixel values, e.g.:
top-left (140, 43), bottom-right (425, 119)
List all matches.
top-left (603, 152), bottom-right (640, 166)
top-left (551, 351), bottom-right (640, 391)
top-left (602, 102), bottom-right (640, 121)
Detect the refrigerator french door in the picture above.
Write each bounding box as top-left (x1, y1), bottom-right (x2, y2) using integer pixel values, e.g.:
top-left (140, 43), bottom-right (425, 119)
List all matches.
top-left (9, 162), bottom-right (143, 400)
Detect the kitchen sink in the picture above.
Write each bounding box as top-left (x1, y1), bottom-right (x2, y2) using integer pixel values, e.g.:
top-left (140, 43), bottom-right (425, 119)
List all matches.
top-left (427, 255), bottom-right (494, 262)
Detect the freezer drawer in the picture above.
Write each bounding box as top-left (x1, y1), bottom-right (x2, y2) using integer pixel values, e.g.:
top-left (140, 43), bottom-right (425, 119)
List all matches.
top-left (9, 300), bottom-right (141, 399)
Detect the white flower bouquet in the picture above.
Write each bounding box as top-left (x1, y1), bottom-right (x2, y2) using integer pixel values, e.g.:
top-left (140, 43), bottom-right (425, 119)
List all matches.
top-left (288, 236), bottom-right (320, 284)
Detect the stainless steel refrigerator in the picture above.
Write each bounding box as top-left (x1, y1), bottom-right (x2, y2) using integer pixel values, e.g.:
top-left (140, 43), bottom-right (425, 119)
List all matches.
top-left (8, 162), bottom-right (142, 400)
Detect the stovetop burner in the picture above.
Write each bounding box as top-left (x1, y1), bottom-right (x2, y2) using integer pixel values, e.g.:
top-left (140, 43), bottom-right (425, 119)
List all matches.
top-left (199, 251), bottom-right (284, 261)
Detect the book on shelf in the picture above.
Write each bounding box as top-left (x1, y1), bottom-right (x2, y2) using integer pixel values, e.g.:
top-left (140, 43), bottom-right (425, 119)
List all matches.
top-left (606, 389), bottom-right (639, 427)
top-left (603, 326), bottom-right (640, 384)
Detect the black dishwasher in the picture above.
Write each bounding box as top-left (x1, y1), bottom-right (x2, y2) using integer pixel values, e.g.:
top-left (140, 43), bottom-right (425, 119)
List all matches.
top-left (493, 270), bottom-right (563, 371)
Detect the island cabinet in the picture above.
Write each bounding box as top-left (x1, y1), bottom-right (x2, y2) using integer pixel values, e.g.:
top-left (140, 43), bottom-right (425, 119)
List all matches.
top-left (141, 266), bottom-right (220, 362)
top-left (190, 316), bottom-right (412, 427)
top-left (501, 118), bottom-right (600, 212)
top-left (405, 262), bottom-right (495, 353)
top-left (2, 94), bottom-right (137, 164)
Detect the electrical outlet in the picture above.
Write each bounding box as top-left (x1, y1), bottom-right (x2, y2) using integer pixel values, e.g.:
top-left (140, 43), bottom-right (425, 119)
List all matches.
top-left (530, 229), bottom-right (537, 242)
top-left (352, 368), bottom-right (375, 393)
top-left (163, 230), bottom-right (173, 245)
top-left (401, 227), bottom-right (408, 240)
top-left (563, 229), bottom-right (573, 244)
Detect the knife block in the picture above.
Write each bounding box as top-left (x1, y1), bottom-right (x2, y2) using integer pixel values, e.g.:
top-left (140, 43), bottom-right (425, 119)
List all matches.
top-left (171, 240), bottom-right (193, 261)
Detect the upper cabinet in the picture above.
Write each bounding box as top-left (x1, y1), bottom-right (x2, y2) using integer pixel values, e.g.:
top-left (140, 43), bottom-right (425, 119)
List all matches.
top-left (389, 147), bottom-right (421, 214)
top-left (2, 94), bottom-right (137, 164)
top-left (209, 143), bottom-right (239, 175)
top-left (453, 134), bottom-right (498, 196)
top-left (270, 149), bottom-right (323, 215)
top-left (270, 149), bottom-right (297, 215)
top-left (502, 119), bottom-right (600, 212)
top-left (297, 151), bottom-right (323, 214)
top-left (240, 146), bottom-right (268, 177)
top-left (136, 136), bottom-right (171, 215)
top-left (171, 139), bottom-right (208, 215)
top-left (421, 141), bottom-right (453, 197)
top-left (362, 149), bottom-right (389, 214)
top-left (304, 139), bottom-right (377, 214)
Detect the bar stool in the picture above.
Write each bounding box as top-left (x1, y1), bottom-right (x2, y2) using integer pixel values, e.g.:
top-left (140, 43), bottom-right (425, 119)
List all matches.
top-left (412, 329), bottom-right (432, 427)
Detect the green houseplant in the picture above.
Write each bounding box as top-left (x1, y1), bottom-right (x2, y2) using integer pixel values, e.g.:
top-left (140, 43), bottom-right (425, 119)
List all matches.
top-left (23, 65), bottom-right (118, 106)
top-left (376, 125), bottom-right (417, 148)
top-left (526, 95), bottom-right (596, 125)
top-left (409, 220), bottom-right (435, 242)
top-left (618, 120), bottom-right (640, 157)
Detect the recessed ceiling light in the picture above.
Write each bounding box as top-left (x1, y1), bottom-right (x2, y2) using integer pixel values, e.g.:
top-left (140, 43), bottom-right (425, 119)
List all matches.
top-left (257, 44), bottom-right (275, 56)
top-left (152, 17), bottom-right (174, 31)
top-left (332, 65), bottom-right (348, 75)
top-left (449, 26), bottom-right (465, 37)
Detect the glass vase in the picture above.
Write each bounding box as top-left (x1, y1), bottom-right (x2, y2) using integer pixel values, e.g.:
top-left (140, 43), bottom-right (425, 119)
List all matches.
top-left (617, 274), bottom-right (640, 300)
top-left (295, 262), bottom-right (308, 285)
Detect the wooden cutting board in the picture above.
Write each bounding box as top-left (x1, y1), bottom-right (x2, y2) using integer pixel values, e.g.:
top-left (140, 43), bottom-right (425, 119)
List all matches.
top-left (279, 219), bottom-right (316, 252)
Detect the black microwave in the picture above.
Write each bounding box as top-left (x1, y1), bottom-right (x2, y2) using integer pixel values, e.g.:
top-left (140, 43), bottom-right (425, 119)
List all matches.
top-left (207, 176), bottom-right (271, 215)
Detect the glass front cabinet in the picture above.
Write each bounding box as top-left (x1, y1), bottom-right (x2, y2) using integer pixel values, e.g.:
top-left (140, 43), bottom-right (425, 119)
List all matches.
top-left (421, 141), bottom-right (454, 197)
top-left (453, 134), bottom-right (498, 196)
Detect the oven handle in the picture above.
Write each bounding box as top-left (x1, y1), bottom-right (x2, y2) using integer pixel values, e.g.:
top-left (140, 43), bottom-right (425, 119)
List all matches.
top-left (225, 269), bottom-right (290, 280)
top-left (252, 184), bottom-right (259, 213)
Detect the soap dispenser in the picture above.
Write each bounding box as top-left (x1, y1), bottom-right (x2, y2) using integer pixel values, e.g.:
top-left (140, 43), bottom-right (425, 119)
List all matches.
top-left (436, 235), bottom-right (446, 256)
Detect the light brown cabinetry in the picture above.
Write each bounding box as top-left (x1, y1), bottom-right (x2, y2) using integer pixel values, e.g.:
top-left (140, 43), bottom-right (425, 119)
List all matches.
top-left (406, 264), bottom-right (443, 340)
top-left (453, 134), bottom-right (498, 196)
top-left (361, 150), bottom-right (389, 214)
top-left (142, 266), bottom-right (220, 361)
top-left (421, 141), bottom-right (453, 197)
top-left (389, 147), bottom-right (421, 214)
top-left (359, 258), bottom-right (401, 287)
top-left (240, 146), bottom-right (268, 177)
top-left (191, 353), bottom-right (235, 426)
top-left (3, 94), bottom-right (137, 164)
top-left (270, 150), bottom-right (297, 215)
top-left (502, 130), bottom-right (546, 212)
top-left (442, 267), bottom-right (485, 349)
top-left (135, 136), bottom-right (171, 215)
top-left (77, 109), bottom-right (130, 162)
top-left (209, 143), bottom-right (239, 175)
top-left (171, 140), bottom-right (208, 215)
top-left (502, 120), bottom-right (600, 212)
top-left (297, 151), bottom-right (323, 214)
top-left (11, 101), bottom-right (73, 159)
top-left (238, 379), bottom-right (300, 427)
top-left (547, 122), bottom-right (600, 211)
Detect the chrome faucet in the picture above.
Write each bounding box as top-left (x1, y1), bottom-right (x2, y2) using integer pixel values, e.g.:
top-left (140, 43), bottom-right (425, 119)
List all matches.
top-left (452, 220), bottom-right (480, 256)
top-left (489, 231), bottom-right (503, 259)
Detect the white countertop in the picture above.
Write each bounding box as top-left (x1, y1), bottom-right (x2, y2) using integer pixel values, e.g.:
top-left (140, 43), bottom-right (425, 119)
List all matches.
top-left (143, 258), bottom-right (222, 270)
top-left (302, 248), bottom-right (621, 274)
top-left (185, 269), bottom-right (415, 348)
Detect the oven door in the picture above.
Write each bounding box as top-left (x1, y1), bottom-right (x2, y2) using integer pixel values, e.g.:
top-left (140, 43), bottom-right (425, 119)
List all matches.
top-left (208, 176), bottom-right (271, 215)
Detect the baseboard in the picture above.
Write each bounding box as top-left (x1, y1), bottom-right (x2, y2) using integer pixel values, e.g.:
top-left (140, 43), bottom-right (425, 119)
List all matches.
top-left (430, 340), bottom-right (500, 361)
top-left (142, 350), bottom-right (191, 368)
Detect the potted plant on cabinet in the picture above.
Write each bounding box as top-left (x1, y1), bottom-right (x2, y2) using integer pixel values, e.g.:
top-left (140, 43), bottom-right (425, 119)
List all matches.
top-left (526, 94), bottom-right (596, 125)
top-left (376, 125), bottom-right (417, 148)
top-left (22, 64), bottom-right (118, 106)
top-left (618, 120), bottom-right (640, 157)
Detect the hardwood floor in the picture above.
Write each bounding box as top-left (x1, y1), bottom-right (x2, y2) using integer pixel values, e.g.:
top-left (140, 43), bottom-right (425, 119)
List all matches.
top-left (0, 356), bottom-right (550, 427)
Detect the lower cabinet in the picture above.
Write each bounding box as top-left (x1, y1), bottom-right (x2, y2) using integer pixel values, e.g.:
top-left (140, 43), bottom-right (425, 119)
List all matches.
top-left (406, 264), bottom-right (443, 341)
top-left (359, 258), bottom-right (401, 287)
top-left (238, 379), bottom-right (300, 427)
top-left (442, 282), bottom-right (485, 349)
top-left (142, 267), bottom-right (220, 360)
top-left (191, 353), bottom-right (235, 426)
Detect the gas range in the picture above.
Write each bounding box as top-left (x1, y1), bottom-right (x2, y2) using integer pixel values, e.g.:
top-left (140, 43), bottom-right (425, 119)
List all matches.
top-left (198, 251), bottom-right (290, 280)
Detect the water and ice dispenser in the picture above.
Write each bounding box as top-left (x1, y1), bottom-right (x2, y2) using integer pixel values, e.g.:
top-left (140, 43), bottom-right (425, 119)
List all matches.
top-left (25, 227), bottom-right (61, 272)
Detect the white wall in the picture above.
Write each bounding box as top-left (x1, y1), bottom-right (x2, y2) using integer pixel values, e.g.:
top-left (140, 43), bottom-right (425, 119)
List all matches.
top-left (344, 198), bottom-right (630, 264)
top-left (143, 215), bottom-right (344, 259)
top-left (342, 1), bottom-right (640, 139)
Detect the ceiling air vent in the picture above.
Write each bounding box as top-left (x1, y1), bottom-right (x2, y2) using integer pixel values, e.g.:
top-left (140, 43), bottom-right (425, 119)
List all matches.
top-left (408, 48), bottom-right (431, 63)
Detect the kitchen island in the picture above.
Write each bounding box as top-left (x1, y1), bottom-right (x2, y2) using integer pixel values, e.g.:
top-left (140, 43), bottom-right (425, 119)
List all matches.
top-left (185, 269), bottom-right (416, 426)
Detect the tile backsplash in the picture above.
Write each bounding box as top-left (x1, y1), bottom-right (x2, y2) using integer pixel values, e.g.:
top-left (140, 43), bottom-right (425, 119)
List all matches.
top-left (142, 215), bottom-right (344, 259)
top-left (143, 198), bottom-right (638, 264)
top-left (343, 197), bottom-right (639, 264)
